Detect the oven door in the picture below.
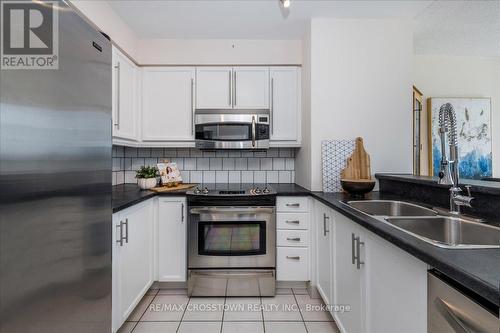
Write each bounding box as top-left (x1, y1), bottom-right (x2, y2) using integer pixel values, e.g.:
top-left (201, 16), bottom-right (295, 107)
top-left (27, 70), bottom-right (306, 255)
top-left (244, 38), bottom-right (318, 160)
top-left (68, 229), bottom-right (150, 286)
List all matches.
top-left (188, 207), bottom-right (275, 269)
top-left (194, 113), bottom-right (269, 149)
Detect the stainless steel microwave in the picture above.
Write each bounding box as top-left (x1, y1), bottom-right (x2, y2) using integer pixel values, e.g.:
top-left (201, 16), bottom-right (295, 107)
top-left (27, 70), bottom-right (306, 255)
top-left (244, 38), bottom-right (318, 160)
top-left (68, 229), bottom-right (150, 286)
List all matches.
top-left (194, 110), bottom-right (270, 150)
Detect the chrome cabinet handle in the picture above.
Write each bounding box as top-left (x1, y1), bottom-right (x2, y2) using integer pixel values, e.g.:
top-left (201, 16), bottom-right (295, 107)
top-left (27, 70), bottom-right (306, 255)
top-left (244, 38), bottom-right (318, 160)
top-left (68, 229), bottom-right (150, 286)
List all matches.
top-left (116, 220), bottom-right (124, 246)
top-left (233, 70), bottom-right (237, 107)
top-left (181, 203), bottom-right (185, 223)
top-left (228, 70), bottom-right (232, 107)
top-left (323, 213), bottom-right (330, 236)
top-left (356, 237), bottom-right (364, 269)
top-left (270, 77), bottom-right (274, 134)
top-left (286, 256), bottom-right (300, 260)
top-left (285, 220), bottom-right (300, 224)
top-left (251, 115), bottom-right (256, 147)
top-left (351, 233), bottom-right (356, 265)
top-left (114, 62), bottom-right (120, 129)
top-left (124, 218), bottom-right (129, 244)
top-left (286, 237), bottom-right (301, 241)
top-left (286, 203), bottom-right (300, 207)
top-left (190, 78), bottom-right (194, 135)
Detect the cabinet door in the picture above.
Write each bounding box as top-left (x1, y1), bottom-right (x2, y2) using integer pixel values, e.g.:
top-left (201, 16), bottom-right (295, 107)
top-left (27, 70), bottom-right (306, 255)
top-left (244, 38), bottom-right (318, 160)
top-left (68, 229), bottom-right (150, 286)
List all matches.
top-left (233, 67), bottom-right (269, 109)
top-left (315, 202), bottom-right (333, 305)
top-left (364, 232), bottom-right (427, 333)
top-left (142, 67), bottom-right (195, 141)
top-left (116, 200), bottom-right (154, 324)
top-left (196, 67), bottom-right (232, 109)
top-left (112, 47), bottom-right (138, 141)
top-left (333, 212), bottom-right (364, 333)
top-left (270, 67), bottom-right (300, 142)
top-left (158, 197), bottom-right (187, 281)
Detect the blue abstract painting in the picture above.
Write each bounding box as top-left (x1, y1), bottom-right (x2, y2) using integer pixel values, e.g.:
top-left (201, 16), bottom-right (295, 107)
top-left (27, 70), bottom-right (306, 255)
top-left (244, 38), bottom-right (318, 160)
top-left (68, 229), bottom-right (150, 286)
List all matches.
top-left (429, 98), bottom-right (492, 180)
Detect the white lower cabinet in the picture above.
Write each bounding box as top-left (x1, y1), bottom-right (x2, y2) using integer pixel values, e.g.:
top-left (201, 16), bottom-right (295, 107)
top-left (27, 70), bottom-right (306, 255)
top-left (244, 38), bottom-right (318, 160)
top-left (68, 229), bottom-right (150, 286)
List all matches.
top-left (312, 200), bottom-right (428, 333)
top-left (157, 197), bottom-right (187, 282)
top-left (112, 199), bottom-right (154, 333)
top-left (315, 201), bottom-right (333, 307)
top-left (276, 196), bottom-right (310, 281)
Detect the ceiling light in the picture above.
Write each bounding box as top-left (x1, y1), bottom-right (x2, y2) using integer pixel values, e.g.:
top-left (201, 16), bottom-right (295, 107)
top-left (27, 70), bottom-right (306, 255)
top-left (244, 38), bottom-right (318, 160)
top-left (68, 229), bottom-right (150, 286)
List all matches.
top-left (280, 0), bottom-right (290, 8)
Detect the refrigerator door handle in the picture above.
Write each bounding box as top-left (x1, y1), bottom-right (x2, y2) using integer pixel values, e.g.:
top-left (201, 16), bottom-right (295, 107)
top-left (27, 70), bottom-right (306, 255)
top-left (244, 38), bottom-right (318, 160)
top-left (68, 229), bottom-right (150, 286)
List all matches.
top-left (114, 62), bottom-right (120, 129)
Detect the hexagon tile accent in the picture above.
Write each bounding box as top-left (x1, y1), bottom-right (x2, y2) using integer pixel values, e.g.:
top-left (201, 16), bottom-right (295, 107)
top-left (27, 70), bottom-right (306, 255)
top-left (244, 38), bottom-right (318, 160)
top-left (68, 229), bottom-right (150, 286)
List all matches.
top-left (321, 139), bottom-right (356, 192)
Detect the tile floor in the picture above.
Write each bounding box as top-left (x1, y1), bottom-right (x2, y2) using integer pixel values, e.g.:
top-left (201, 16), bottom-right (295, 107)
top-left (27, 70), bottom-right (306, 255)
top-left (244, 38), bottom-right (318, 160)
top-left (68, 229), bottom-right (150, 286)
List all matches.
top-left (118, 288), bottom-right (340, 333)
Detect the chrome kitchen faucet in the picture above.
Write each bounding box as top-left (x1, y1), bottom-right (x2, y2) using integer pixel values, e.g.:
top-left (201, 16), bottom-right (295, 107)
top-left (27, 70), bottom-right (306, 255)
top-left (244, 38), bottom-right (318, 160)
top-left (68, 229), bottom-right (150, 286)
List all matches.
top-left (437, 103), bottom-right (474, 214)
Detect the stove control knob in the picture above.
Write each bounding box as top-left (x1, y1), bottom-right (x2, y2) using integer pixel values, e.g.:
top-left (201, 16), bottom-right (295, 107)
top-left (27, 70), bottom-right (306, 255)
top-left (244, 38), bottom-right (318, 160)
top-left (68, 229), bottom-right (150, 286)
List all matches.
top-left (254, 187), bottom-right (261, 194)
top-left (193, 187), bottom-right (201, 194)
top-left (263, 187), bottom-right (270, 194)
top-left (202, 187), bottom-right (209, 195)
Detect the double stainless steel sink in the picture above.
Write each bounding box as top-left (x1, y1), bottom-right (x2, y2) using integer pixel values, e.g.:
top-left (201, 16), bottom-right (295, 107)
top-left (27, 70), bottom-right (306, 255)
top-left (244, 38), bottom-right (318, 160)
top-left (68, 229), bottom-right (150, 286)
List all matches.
top-left (345, 200), bottom-right (500, 249)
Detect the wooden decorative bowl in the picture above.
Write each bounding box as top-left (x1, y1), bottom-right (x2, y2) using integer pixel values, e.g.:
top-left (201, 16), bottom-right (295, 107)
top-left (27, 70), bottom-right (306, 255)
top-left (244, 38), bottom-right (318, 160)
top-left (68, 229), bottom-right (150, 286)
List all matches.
top-left (340, 178), bottom-right (376, 195)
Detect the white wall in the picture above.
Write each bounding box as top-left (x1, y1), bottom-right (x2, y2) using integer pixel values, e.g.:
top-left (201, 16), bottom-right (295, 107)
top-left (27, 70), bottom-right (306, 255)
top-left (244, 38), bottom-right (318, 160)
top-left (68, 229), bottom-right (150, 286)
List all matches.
top-left (295, 18), bottom-right (414, 191)
top-left (295, 24), bottom-right (312, 189)
top-left (70, 0), bottom-right (139, 60)
top-left (414, 55), bottom-right (500, 177)
top-left (136, 39), bottom-right (301, 65)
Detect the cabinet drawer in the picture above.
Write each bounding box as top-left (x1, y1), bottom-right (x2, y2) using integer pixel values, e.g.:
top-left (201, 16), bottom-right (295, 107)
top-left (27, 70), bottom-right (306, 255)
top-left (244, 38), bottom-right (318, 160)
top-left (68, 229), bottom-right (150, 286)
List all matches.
top-left (277, 230), bottom-right (309, 247)
top-left (277, 197), bottom-right (309, 212)
top-left (276, 247), bottom-right (309, 281)
top-left (276, 213), bottom-right (309, 230)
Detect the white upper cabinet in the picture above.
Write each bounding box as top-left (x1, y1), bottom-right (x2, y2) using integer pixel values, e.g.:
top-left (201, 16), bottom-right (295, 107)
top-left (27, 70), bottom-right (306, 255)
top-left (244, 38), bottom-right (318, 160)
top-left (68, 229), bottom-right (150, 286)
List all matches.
top-left (112, 47), bottom-right (139, 141)
top-left (270, 67), bottom-right (301, 143)
top-left (196, 67), bottom-right (270, 109)
top-left (157, 197), bottom-right (187, 282)
top-left (141, 67), bottom-right (195, 141)
top-left (195, 67), bottom-right (233, 109)
top-left (233, 67), bottom-right (269, 109)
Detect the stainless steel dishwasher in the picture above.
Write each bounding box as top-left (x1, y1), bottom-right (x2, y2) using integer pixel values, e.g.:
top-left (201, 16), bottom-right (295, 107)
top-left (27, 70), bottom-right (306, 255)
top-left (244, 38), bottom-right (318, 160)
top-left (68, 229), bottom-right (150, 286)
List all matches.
top-left (428, 271), bottom-right (499, 333)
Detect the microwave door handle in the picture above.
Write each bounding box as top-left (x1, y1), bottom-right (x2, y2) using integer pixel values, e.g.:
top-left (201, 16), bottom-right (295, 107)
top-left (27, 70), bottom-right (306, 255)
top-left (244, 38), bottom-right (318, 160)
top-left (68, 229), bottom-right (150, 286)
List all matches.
top-left (252, 116), bottom-right (256, 147)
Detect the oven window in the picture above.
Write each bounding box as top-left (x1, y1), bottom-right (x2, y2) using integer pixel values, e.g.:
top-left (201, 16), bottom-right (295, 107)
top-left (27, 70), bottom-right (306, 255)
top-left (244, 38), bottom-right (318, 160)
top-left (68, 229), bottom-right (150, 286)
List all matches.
top-left (195, 124), bottom-right (251, 141)
top-left (198, 221), bottom-right (266, 256)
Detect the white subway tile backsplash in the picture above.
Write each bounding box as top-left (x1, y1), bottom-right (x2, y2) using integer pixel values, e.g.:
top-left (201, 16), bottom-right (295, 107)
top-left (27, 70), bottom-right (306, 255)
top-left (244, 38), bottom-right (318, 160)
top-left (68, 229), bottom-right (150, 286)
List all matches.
top-left (248, 158), bottom-right (260, 170)
top-left (203, 171), bottom-right (216, 183)
top-left (144, 158), bottom-right (158, 167)
top-left (131, 158), bottom-right (145, 171)
top-left (190, 171), bottom-right (203, 183)
top-left (184, 158), bottom-right (196, 170)
top-left (209, 158), bottom-right (223, 170)
top-left (197, 158), bottom-right (210, 170)
top-left (267, 171), bottom-right (279, 183)
top-left (222, 158), bottom-right (235, 170)
top-left (241, 171), bottom-right (254, 183)
top-left (260, 158), bottom-right (273, 170)
top-left (254, 171), bottom-right (266, 183)
top-left (228, 171), bottom-right (241, 183)
top-left (113, 147), bottom-right (295, 184)
top-left (279, 171), bottom-right (291, 183)
top-left (112, 172), bottom-right (117, 185)
top-left (216, 171), bottom-right (229, 183)
top-left (273, 158), bottom-right (285, 170)
top-left (124, 171), bottom-right (136, 183)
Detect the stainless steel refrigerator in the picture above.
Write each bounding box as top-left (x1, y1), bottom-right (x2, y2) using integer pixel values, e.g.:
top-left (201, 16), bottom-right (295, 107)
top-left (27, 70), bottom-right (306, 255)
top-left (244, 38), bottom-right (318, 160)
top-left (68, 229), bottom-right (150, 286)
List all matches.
top-left (0, 1), bottom-right (112, 332)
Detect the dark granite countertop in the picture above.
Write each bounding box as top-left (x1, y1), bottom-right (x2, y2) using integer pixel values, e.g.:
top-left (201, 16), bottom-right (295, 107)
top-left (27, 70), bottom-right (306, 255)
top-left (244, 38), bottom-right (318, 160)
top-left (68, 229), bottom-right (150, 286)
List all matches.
top-left (112, 182), bottom-right (499, 307)
top-left (376, 173), bottom-right (500, 196)
top-left (112, 183), bottom-right (310, 213)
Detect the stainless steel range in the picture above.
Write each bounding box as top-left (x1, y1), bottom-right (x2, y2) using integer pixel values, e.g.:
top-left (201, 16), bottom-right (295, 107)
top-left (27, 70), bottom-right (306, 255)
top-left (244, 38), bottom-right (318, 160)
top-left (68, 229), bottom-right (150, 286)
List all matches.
top-left (187, 184), bottom-right (276, 297)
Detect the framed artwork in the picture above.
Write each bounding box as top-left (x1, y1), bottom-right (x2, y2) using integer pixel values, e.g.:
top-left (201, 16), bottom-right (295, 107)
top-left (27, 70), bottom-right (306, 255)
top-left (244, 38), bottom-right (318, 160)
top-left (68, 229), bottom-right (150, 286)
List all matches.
top-left (427, 97), bottom-right (492, 180)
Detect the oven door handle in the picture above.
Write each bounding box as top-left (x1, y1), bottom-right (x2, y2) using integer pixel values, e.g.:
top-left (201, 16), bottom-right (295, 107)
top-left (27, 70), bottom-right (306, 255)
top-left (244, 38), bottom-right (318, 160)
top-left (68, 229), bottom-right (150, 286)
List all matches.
top-left (189, 207), bottom-right (275, 215)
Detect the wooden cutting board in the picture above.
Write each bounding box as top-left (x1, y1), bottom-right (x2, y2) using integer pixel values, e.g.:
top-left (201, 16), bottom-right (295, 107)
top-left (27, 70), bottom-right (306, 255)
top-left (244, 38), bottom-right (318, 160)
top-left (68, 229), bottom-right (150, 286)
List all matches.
top-left (341, 137), bottom-right (372, 180)
top-left (150, 183), bottom-right (198, 193)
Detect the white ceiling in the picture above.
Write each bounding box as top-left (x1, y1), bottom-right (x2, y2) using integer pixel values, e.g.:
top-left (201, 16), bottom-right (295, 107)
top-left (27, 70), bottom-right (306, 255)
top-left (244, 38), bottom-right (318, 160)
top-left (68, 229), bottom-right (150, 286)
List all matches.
top-left (108, 0), bottom-right (500, 56)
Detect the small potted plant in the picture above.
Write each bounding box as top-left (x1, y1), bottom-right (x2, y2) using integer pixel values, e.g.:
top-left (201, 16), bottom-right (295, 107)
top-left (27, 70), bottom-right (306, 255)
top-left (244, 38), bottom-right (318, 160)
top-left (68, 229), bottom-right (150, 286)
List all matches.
top-left (135, 165), bottom-right (158, 190)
